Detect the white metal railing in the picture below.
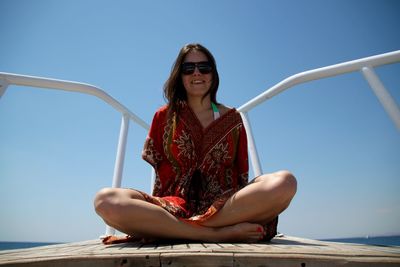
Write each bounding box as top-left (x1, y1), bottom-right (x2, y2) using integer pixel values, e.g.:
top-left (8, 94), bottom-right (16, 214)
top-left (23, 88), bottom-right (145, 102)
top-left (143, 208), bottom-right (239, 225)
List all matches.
top-left (238, 50), bottom-right (400, 177)
top-left (0, 72), bottom-right (150, 236)
top-left (1, 50), bottom-right (399, 237)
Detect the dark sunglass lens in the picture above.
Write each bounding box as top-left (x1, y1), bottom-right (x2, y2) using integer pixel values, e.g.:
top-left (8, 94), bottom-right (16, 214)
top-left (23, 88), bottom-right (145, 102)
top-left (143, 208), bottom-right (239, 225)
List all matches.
top-left (181, 62), bottom-right (212, 75)
top-left (181, 63), bottom-right (195, 75)
top-left (197, 63), bottom-right (212, 74)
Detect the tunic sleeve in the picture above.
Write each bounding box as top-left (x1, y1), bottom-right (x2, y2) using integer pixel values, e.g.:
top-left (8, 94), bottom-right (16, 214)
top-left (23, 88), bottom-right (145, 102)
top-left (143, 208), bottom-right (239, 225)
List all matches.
top-left (142, 108), bottom-right (165, 168)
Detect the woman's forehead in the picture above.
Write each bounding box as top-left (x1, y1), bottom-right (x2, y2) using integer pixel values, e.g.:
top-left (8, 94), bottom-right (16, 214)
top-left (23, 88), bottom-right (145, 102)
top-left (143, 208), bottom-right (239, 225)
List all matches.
top-left (184, 50), bottom-right (208, 62)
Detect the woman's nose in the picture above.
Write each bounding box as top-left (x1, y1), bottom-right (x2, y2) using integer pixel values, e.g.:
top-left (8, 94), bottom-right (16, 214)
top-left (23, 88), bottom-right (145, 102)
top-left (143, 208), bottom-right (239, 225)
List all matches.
top-left (192, 65), bottom-right (203, 75)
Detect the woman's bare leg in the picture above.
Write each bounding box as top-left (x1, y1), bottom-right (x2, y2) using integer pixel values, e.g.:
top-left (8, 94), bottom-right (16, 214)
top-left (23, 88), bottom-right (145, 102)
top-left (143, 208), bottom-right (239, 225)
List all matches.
top-left (94, 188), bottom-right (265, 242)
top-left (200, 170), bottom-right (297, 227)
top-left (94, 170), bottom-right (296, 242)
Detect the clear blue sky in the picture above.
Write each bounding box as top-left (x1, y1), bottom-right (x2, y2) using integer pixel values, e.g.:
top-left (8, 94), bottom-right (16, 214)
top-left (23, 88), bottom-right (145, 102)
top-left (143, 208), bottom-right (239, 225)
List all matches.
top-left (0, 0), bottom-right (399, 242)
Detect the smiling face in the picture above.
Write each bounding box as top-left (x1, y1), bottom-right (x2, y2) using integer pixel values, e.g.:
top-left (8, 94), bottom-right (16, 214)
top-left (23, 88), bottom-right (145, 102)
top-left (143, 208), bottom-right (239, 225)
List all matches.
top-left (181, 50), bottom-right (213, 100)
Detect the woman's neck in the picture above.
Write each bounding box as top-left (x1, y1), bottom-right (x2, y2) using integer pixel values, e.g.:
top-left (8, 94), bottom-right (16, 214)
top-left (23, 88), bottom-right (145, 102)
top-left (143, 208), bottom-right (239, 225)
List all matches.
top-left (187, 96), bottom-right (212, 113)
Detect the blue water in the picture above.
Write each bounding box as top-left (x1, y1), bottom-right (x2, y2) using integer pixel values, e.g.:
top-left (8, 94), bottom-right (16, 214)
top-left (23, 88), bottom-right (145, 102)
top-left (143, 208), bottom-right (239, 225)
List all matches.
top-left (0, 241), bottom-right (61, 250)
top-left (320, 235), bottom-right (400, 246)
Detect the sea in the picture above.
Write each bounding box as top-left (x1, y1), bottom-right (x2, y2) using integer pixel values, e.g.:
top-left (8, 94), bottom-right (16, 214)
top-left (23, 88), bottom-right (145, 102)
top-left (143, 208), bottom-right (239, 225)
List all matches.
top-left (0, 241), bottom-right (61, 251)
top-left (0, 235), bottom-right (399, 250)
top-left (320, 235), bottom-right (400, 247)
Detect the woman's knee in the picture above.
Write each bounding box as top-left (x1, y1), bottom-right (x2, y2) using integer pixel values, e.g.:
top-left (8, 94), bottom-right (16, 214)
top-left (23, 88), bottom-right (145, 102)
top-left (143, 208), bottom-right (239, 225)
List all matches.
top-left (93, 187), bottom-right (119, 217)
top-left (94, 188), bottom-right (145, 218)
top-left (258, 170), bottom-right (297, 200)
top-left (274, 170), bottom-right (297, 199)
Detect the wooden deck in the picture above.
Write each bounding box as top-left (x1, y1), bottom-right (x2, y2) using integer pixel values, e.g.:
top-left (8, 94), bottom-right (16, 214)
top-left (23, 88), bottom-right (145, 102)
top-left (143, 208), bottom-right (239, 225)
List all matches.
top-left (1, 235), bottom-right (399, 266)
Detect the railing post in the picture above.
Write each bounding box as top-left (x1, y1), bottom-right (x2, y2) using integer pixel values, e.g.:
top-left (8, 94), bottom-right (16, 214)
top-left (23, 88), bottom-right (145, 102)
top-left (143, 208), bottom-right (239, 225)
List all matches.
top-left (112, 113), bottom-right (130, 188)
top-left (361, 66), bottom-right (400, 131)
top-left (105, 113), bottom-right (130, 236)
top-left (240, 112), bottom-right (263, 177)
top-left (0, 79), bottom-right (9, 98)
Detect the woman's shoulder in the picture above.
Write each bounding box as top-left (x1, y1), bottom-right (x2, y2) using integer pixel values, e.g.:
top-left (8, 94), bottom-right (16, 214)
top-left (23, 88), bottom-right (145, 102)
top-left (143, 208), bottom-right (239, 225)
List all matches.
top-left (151, 105), bottom-right (169, 122)
top-left (216, 104), bottom-right (239, 117)
top-left (152, 105), bottom-right (168, 115)
top-left (156, 104), bottom-right (168, 112)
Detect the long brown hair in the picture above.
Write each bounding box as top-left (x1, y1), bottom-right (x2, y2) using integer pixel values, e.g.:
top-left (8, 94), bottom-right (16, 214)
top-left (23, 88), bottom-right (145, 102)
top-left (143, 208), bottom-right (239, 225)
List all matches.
top-left (163, 43), bottom-right (220, 117)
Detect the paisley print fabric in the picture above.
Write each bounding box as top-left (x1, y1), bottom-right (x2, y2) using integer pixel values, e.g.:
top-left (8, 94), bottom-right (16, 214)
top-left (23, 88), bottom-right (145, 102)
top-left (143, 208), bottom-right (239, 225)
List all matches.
top-left (102, 101), bottom-right (278, 245)
top-left (142, 102), bottom-right (249, 220)
top-left (140, 102), bottom-right (277, 241)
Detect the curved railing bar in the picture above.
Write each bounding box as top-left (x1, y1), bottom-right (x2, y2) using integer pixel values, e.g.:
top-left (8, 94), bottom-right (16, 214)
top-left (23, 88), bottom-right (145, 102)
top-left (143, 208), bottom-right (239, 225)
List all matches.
top-left (0, 72), bottom-right (151, 236)
top-left (238, 50), bottom-right (400, 113)
top-left (237, 50), bottom-right (400, 177)
top-left (0, 72), bottom-right (150, 130)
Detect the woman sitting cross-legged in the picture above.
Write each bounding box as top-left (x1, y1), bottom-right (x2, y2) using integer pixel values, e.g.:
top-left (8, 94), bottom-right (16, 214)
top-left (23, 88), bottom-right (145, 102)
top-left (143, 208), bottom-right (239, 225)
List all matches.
top-left (94, 43), bottom-right (297, 243)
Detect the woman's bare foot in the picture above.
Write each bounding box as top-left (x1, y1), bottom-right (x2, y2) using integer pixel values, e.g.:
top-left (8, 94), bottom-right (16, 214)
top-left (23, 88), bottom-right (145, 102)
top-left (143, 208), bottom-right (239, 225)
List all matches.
top-left (209, 222), bottom-right (265, 243)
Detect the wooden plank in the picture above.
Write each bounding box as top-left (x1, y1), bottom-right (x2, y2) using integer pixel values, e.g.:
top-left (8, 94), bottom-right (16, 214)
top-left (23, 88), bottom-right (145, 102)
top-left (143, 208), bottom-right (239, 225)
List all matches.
top-left (233, 253), bottom-right (400, 267)
top-left (201, 243), bottom-right (224, 249)
top-left (0, 255), bottom-right (161, 267)
top-left (160, 252), bottom-right (233, 267)
top-left (0, 236), bottom-right (399, 267)
top-left (170, 243), bottom-right (188, 251)
top-left (186, 242), bottom-right (210, 252)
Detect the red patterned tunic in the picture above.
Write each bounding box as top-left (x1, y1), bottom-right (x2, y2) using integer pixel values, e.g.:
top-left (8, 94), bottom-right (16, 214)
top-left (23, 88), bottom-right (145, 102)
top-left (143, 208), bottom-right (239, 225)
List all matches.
top-left (102, 101), bottom-right (278, 245)
top-left (141, 102), bottom-right (249, 223)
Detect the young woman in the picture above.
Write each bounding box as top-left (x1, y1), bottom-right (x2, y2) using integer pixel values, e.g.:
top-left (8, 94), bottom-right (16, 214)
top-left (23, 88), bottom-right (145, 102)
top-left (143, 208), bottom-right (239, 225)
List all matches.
top-left (94, 43), bottom-right (297, 243)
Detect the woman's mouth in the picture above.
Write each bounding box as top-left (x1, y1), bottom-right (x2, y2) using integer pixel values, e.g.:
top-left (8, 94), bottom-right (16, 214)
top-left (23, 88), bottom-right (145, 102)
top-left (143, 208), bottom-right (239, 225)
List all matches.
top-left (192, 80), bottom-right (205, 84)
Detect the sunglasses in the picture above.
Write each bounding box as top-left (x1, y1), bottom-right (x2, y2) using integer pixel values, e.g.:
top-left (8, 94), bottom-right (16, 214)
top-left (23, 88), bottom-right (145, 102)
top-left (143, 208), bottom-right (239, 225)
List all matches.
top-left (181, 61), bottom-right (213, 75)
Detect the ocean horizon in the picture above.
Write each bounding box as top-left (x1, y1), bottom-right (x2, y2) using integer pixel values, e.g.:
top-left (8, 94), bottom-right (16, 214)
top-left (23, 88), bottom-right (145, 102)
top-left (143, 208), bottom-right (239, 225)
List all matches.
top-left (0, 241), bottom-right (61, 251)
top-left (320, 235), bottom-right (400, 247)
top-left (1, 235), bottom-right (399, 251)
